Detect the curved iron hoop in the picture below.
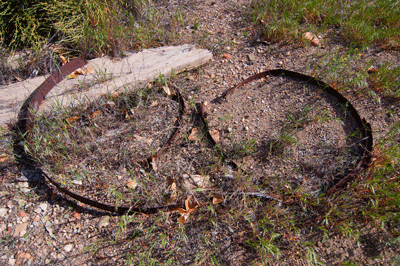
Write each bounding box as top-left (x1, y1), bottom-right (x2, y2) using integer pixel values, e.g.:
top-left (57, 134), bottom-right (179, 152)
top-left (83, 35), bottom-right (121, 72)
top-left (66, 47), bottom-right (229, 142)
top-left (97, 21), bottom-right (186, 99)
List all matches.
top-left (207, 69), bottom-right (373, 196)
top-left (13, 56), bottom-right (185, 215)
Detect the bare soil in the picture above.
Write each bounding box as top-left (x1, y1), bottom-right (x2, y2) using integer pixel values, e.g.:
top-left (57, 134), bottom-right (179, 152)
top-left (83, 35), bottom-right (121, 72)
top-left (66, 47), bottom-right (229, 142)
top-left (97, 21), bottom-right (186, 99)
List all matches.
top-left (1, 0), bottom-right (400, 265)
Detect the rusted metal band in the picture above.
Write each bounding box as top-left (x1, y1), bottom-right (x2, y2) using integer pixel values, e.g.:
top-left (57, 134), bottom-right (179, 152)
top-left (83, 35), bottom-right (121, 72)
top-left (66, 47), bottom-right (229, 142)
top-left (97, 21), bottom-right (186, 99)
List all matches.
top-left (14, 56), bottom-right (185, 215)
top-left (208, 69), bottom-right (373, 196)
top-left (16, 55), bottom-right (88, 134)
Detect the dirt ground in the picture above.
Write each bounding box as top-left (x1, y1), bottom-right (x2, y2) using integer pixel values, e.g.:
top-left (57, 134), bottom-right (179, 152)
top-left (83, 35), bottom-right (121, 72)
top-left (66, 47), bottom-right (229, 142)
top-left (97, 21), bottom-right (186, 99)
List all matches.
top-left (1, 0), bottom-right (400, 265)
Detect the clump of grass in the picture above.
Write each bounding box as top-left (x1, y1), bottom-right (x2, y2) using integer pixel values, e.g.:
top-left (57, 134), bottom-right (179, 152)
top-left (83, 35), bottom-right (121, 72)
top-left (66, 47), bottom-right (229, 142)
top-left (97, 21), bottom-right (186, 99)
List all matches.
top-left (0, 0), bottom-right (174, 85)
top-left (366, 64), bottom-right (400, 99)
top-left (251, 0), bottom-right (400, 49)
top-left (79, 0), bottom-right (166, 57)
top-left (306, 48), bottom-right (400, 102)
top-left (361, 123), bottom-right (400, 225)
top-left (0, 0), bottom-right (70, 49)
top-left (318, 123), bottom-right (400, 240)
top-left (0, 0), bottom-right (170, 57)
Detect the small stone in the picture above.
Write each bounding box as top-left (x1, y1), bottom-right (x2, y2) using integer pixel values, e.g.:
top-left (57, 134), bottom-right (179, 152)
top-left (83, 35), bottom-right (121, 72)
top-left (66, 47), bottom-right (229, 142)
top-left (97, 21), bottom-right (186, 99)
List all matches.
top-left (227, 128), bottom-right (232, 132)
top-left (368, 65), bottom-right (378, 73)
top-left (72, 180), bottom-right (82, 186)
top-left (188, 128), bottom-right (200, 141)
top-left (210, 129), bottom-right (220, 142)
top-left (0, 224), bottom-right (6, 233)
top-left (247, 54), bottom-right (256, 61)
top-left (222, 53), bottom-right (231, 60)
top-left (304, 32), bottom-right (316, 41)
top-left (41, 215), bottom-right (49, 223)
top-left (64, 244), bottom-right (74, 252)
top-left (20, 253), bottom-right (33, 260)
top-left (8, 258), bottom-right (16, 266)
top-left (303, 32), bottom-right (320, 46)
top-left (38, 203), bottom-right (48, 212)
top-left (105, 101), bottom-right (116, 109)
top-left (18, 182), bottom-right (29, 188)
top-left (17, 211), bottom-right (27, 217)
top-left (98, 216), bottom-right (110, 229)
top-left (13, 222), bottom-right (28, 237)
top-left (126, 180), bottom-right (138, 189)
top-left (111, 91), bottom-right (119, 98)
top-left (46, 228), bottom-right (57, 239)
top-left (0, 208), bottom-right (7, 217)
top-left (311, 39), bottom-right (320, 47)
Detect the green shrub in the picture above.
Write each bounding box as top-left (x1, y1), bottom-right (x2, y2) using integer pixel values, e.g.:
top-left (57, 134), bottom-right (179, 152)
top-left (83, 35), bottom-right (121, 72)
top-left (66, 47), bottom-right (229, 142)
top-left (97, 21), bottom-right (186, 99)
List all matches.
top-left (0, 0), bottom-right (164, 57)
top-left (0, 0), bottom-right (81, 49)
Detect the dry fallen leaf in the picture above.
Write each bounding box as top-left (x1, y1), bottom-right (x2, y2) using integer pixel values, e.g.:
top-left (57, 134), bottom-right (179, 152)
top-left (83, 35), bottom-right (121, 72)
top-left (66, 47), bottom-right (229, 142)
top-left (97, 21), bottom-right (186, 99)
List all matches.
top-left (67, 66), bottom-right (94, 79)
top-left (121, 108), bottom-right (135, 119)
top-left (111, 91), bottom-right (119, 98)
top-left (73, 212), bottom-right (81, 219)
top-left (188, 128), bottom-right (200, 141)
top-left (52, 47), bottom-right (64, 54)
top-left (130, 108), bottom-right (135, 115)
top-left (73, 205), bottom-right (82, 219)
top-left (178, 195), bottom-right (199, 223)
top-left (368, 65), bottom-right (378, 73)
top-left (0, 153), bottom-right (9, 163)
top-left (126, 179), bottom-right (138, 189)
top-left (89, 110), bottom-right (101, 119)
top-left (151, 156), bottom-right (158, 172)
top-left (65, 116), bottom-right (80, 128)
top-left (222, 53), bottom-right (231, 60)
top-left (212, 193), bottom-right (224, 204)
top-left (210, 129), bottom-right (220, 142)
top-left (19, 252), bottom-right (33, 260)
top-left (59, 54), bottom-right (68, 65)
top-left (105, 101), bottom-right (116, 109)
top-left (133, 134), bottom-right (153, 145)
top-left (18, 211), bottom-right (27, 217)
top-left (166, 176), bottom-right (178, 203)
top-left (163, 85), bottom-right (176, 97)
top-left (67, 72), bottom-right (79, 79)
top-left (182, 173), bottom-right (210, 190)
top-left (311, 39), bottom-right (320, 47)
top-left (303, 32), bottom-right (320, 46)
